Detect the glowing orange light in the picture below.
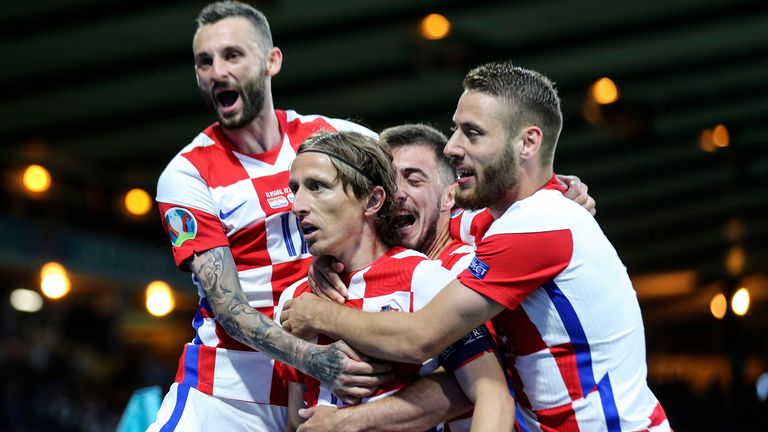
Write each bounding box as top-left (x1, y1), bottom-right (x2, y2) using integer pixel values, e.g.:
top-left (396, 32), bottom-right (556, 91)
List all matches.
top-left (146, 281), bottom-right (175, 317)
top-left (420, 13), bottom-right (451, 40)
top-left (22, 164), bottom-right (51, 193)
top-left (710, 293), bottom-right (727, 319)
top-left (712, 124), bottom-right (729, 148)
top-left (40, 262), bottom-right (71, 299)
top-left (124, 188), bottom-right (153, 216)
top-left (699, 129), bottom-right (716, 153)
top-left (731, 287), bottom-right (750, 316)
top-left (590, 77), bottom-right (619, 105)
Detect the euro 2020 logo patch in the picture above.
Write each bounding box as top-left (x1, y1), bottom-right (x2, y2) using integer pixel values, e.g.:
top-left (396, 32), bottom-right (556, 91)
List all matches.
top-left (164, 207), bottom-right (197, 247)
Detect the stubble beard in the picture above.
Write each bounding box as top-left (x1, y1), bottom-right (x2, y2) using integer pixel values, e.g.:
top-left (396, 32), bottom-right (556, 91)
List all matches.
top-left (454, 142), bottom-right (519, 210)
top-left (201, 74), bottom-right (266, 130)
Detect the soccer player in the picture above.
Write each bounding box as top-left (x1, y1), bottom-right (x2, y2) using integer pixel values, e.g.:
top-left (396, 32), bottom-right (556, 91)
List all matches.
top-left (149, 2), bottom-right (389, 430)
top-left (277, 130), bottom-right (514, 431)
top-left (282, 62), bottom-right (672, 431)
top-left (294, 124), bottom-right (595, 431)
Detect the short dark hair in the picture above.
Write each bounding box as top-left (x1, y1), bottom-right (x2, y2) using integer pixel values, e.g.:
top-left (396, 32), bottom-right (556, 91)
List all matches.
top-left (379, 124), bottom-right (455, 187)
top-left (196, 1), bottom-right (273, 49)
top-left (464, 61), bottom-right (563, 166)
top-left (298, 131), bottom-right (400, 247)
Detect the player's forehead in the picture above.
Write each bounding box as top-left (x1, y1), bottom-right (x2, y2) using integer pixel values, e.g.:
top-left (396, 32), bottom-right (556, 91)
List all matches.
top-left (290, 153), bottom-right (338, 185)
top-left (393, 144), bottom-right (439, 174)
top-left (193, 17), bottom-right (262, 54)
top-left (453, 90), bottom-right (507, 129)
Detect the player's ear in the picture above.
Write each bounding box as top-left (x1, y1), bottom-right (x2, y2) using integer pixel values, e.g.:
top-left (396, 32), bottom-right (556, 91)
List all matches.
top-left (441, 183), bottom-right (458, 212)
top-left (364, 186), bottom-right (386, 216)
top-left (519, 125), bottom-right (542, 161)
top-left (265, 47), bottom-right (283, 77)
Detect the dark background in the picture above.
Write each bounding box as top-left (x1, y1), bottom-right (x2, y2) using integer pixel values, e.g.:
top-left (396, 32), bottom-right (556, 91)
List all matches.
top-left (1, 0), bottom-right (766, 430)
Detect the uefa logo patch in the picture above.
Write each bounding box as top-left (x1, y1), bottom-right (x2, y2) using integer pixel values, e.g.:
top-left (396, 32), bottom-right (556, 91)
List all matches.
top-left (468, 256), bottom-right (489, 280)
top-left (164, 207), bottom-right (197, 247)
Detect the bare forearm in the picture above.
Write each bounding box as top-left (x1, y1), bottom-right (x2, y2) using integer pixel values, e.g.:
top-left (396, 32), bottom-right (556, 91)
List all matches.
top-left (335, 371), bottom-right (471, 432)
top-left (190, 247), bottom-right (344, 383)
top-left (308, 283), bottom-right (499, 363)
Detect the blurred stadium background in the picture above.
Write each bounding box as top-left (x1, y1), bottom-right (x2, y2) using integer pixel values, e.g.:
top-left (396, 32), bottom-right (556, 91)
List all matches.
top-left (1, 0), bottom-right (767, 430)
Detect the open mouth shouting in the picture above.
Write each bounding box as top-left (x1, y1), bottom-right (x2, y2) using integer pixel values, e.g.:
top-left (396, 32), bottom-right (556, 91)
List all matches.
top-left (395, 207), bottom-right (417, 230)
top-left (212, 86), bottom-right (242, 116)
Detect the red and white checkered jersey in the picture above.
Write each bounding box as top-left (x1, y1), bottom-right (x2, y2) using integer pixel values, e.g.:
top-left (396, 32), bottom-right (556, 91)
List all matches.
top-left (276, 247), bottom-right (458, 408)
top-left (449, 207), bottom-right (494, 249)
top-left (435, 237), bottom-right (475, 276)
top-left (458, 175), bottom-right (670, 432)
top-left (155, 110), bottom-right (376, 404)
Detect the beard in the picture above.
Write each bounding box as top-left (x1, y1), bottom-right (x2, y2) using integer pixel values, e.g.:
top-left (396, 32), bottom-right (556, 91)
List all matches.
top-left (201, 73), bottom-right (266, 129)
top-left (455, 141), bottom-right (520, 210)
top-left (411, 204), bottom-right (440, 253)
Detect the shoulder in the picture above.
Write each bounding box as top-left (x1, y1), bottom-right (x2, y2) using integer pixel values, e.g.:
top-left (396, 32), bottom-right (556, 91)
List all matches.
top-left (490, 189), bottom-right (586, 236)
top-left (281, 110), bottom-right (377, 139)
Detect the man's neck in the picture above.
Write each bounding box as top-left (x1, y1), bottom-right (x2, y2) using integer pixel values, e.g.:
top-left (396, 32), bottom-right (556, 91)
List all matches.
top-left (221, 104), bottom-right (281, 155)
top-left (426, 219), bottom-right (453, 260)
top-left (489, 168), bottom-right (553, 219)
top-left (338, 226), bottom-right (390, 273)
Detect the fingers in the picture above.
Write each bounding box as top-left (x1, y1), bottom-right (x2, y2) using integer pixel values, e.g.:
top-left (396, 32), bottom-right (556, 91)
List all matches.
top-left (309, 257), bottom-right (348, 304)
top-left (334, 340), bottom-right (367, 362)
top-left (298, 407), bottom-right (316, 420)
top-left (279, 300), bottom-right (292, 325)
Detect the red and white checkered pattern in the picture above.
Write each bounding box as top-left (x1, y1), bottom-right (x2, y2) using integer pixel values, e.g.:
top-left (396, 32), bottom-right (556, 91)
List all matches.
top-left (156, 110), bottom-right (376, 405)
top-left (458, 175), bottom-right (671, 432)
top-left (276, 247), bottom-right (457, 408)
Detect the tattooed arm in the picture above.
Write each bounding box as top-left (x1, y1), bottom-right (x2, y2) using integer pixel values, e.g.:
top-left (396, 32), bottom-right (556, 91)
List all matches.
top-left (188, 246), bottom-right (391, 403)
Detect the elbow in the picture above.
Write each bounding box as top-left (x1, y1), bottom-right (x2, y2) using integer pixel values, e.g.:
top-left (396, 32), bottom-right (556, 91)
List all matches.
top-left (399, 332), bottom-right (444, 364)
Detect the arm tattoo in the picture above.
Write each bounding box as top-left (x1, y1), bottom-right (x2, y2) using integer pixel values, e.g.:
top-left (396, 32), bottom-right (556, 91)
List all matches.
top-left (188, 247), bottom-right (347, 388)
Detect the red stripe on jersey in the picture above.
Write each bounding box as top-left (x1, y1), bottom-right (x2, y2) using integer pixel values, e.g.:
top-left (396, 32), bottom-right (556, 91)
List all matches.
top-left (174, 348), bottom-right (187, 383)
top-left (197, 346), bottom-right (217, 395)
top-left (469, 209), bottom-right (494, 242)
top-left (647, 402), bottom-right (668, 428)
top-left (437, 239), bottom-right (471, 271)
top-left (460, 229), bottom-right (573, 311)
top-left (550, 343), bottom-right (584, 400)
top-left (497, 307), bottom-right (548, 355)
top-left (270, 259), bottom-right (312, 308)
top-left (269, 360), bottom-right (291, 406)
top-left (214, 320), bottom-right (254, 351)
top-left (359, 248), bottom-right (423, 298)
top-left (200, 307), bottom-right (214, 319)
top-left (278, 110), bottom-right (335, 152)
top-left (229, 220), bottom-right (270, 271)
top-left (185, 127), bottom-right (251, 188)
top-left (533, 402), bottom-right (581, 432)
top-left (210, 123), bottom-right (285, 165)
top-left (157, 202), bottom-right (230, 270)
top-left (449, 209), bottom-right (465, 241)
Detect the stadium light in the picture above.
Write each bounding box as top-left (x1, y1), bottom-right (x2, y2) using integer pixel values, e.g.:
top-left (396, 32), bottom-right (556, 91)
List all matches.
top-left (146, 281), bottom-right (175, 317)
top-left (22, 164), bottom-right (51, 193)
top-left (590, 77), bottom-right (619, 105)
top-left (731, 287), bottom-right (750, 316)
top-left (40, 262), bottom-right (71, 299)
top-left (709, 293), bottom-right (727, 319)
top-left (10, 288), bottom-right (44, 313)
top-left (125, 188), bottom-right (153, 216)
top-left (419, 13), bottom-right (451, 40)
